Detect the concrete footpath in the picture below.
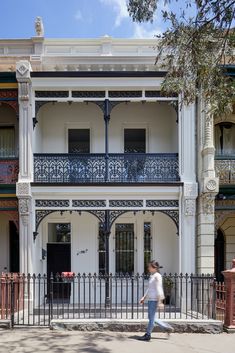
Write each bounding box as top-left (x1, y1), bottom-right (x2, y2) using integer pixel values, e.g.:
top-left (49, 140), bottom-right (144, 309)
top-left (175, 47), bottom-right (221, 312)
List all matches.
top-left (0, 328), bottom-right (235, 353)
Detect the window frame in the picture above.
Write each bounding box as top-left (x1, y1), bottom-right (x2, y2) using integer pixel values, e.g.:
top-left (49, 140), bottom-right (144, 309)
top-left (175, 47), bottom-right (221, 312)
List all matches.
top-left (0, 125), bottom-right (17, 158)
top-left (65, 122), bottom-right (92, 154)
top-left (122, 123), bottom-right (149, 153)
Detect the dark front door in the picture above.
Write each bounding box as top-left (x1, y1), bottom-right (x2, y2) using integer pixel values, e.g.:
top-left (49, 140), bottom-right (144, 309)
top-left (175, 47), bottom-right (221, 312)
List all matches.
top-left (9, 221), bottom-right (19, 273)
top-left (47, 243), bottom-right (71, 299)
top-left (215, 229), bottom-right (225, 282)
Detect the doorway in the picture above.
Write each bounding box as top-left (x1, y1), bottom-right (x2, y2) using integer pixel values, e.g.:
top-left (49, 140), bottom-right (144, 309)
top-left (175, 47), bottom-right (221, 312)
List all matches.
top-left (47, 223), bottom-right (71, 299)
top-left (9, 221), bottom-right (19, 273)
top-left (215, 229), bottom-right (225, 282)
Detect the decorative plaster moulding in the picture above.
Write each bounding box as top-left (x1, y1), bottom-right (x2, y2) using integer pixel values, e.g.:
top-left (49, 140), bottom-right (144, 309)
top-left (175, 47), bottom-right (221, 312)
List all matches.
top-left (0, 37), bottom-right (163, 73)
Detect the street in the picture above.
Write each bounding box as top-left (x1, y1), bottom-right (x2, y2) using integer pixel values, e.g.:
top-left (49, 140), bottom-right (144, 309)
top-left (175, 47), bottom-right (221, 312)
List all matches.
top-left (0, 329), bottom-right (234, 353)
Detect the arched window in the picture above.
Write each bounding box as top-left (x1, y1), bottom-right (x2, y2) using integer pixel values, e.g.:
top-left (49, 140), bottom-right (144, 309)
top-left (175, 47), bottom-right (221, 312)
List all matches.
top-left (215, 122), bottom-right (235, 156)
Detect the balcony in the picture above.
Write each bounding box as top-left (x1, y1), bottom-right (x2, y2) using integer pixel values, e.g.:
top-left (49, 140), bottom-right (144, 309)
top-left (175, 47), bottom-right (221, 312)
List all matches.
top-left (0, 158), bottom-right (19, 184)
top-left (34, 153), bottom-right (179, 184)
top-left (215, 156), bottom-right (235, 185)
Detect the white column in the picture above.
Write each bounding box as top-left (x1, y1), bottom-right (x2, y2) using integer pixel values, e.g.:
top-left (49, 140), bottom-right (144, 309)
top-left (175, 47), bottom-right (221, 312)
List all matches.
top-left (16, 61), bottom-right (34, 274)
top-left (196, 98), bottom-right (219, 273)
top-left (179, 100), bottom-right (198, 274)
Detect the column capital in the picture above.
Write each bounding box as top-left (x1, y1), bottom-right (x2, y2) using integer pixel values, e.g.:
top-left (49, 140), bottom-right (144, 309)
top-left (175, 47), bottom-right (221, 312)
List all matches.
top-left (16, 60), bottom-right (32, 82)
top-left (16, 182), bottom-right (32, 197)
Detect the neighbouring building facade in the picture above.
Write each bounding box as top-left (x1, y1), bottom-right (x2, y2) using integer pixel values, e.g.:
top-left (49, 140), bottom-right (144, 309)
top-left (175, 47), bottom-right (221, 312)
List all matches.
top-left (0, 72), bottom-right (19, 274)
top-left (0, 18), bottom-right (233, 279)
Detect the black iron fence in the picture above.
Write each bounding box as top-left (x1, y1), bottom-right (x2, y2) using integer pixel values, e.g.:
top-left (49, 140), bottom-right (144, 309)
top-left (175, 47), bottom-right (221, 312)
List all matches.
top-left (34, 153), bottom-right (179, 184)
top-left (0, 273), bottom-right (216, 327)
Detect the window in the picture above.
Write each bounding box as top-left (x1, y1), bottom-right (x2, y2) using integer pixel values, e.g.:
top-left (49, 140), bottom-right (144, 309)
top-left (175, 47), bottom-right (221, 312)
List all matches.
top-left (68, 129), bottom-right (90, 153)
top-left (124, 128), bottom-right (146, 153)
top-left (48, 223), bottom-right (71, 243)
top-left (144, 222), bottom-right (152, 273)
top-left (115, 223), bottom-right (134, 275)
top-left (0, 126), bottom-right (15, 157)
top-left (215, 123), bottom-right (235, 155)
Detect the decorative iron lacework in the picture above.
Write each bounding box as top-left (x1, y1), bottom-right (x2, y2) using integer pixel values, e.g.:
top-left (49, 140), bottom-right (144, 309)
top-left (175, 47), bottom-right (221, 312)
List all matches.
top-left (109, 200), bottom-right (143, 208)
top-left (109, 210), bottom-right (128, 226)
top-left (36, 210), bottom-right (55, 230)
top-left (72, 91), bottom-right (105, 98)
top-left (35, 91), bottom-right (69, 98)
top-left (0, 159), bottom-right (19, 184)
top-left (34, 153), bottom-right (179, 184)
top-left (146, 200), bottom-right (179, 208)
top-left (92, 100), bottom-right (122, 114)
top-left (145, 91), bottom-right (161, 98)
top-left (35, 200), bottom-right (70, 208)
top-left (86, 210), bottom-right (106, 223)
top-left (35, 101), bottom-right (51, 116)
top-left (0, 199), bottom-right (18, 210)
top-left (35, 209), bottom-right (179, 232)
top-left (108, 91), bottom-right (142, 98)
top-left (0, 89), bottom-right (18, 114)
top-left (215, 159), bottom-right (235, 185)
top-left (72, 200), bottom-right (106, 208)
top-left (160, 210), bottom-right (179, 230)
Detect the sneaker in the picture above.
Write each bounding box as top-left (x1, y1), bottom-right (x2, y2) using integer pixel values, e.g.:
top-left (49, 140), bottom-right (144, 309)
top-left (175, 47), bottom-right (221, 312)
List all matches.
top-left (138, 333), bottom-right (151, 341)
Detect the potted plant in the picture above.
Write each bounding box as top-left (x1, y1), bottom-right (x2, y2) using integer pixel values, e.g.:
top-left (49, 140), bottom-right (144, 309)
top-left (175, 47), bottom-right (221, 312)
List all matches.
top-left (163, 277), bottom-right (174, 304)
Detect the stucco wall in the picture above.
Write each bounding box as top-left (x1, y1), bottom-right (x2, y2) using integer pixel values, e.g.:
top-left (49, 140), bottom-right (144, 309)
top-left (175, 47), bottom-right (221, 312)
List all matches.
top-left (35, 210), bottom-right (179, 275)
top-left (34, 102), bottom-right (178, 154)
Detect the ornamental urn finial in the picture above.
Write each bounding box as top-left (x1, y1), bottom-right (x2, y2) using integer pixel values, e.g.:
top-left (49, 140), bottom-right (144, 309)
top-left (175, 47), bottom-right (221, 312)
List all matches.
top-left (35, 17), bottom-right (44, 37)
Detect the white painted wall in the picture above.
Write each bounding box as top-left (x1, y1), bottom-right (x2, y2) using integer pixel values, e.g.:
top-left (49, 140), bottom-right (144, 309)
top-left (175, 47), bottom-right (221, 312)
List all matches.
top-left (33, 102), bottom-right (178, 154)
top-left (35, 210), bottom-right (179, 275)
top-left (0, 214), bottom-right (10, 273)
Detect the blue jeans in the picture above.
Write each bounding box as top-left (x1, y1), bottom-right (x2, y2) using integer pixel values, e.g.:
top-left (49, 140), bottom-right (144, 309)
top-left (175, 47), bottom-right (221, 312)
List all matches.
top-left (146, 300), bottom-right (158, 335)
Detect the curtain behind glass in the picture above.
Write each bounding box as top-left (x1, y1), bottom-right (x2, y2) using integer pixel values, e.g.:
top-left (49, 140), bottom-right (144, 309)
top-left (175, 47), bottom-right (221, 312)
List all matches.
top-left (215, 123), bottom-right (235, 156)
top-left (0, 127), bottom-right (15, 157)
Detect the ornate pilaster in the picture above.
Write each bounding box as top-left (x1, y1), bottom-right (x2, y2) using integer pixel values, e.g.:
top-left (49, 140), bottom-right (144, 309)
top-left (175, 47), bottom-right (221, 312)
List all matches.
top-left (197, 98), bottom-right (219, 274)
top-left (16, 181), bottom-right (33, 274)
top-left (16, 61), bottom-right (33, 182)
top-left (179, 100), bottom-right (198, 273)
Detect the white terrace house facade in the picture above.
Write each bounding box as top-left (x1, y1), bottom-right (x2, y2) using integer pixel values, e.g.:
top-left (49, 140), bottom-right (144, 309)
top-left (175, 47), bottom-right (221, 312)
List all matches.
top-left (0, 23), bottom-right (220, 280)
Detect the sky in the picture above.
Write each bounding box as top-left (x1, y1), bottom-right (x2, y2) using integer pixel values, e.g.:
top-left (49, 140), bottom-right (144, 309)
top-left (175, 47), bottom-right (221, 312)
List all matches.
top-left (0, 0), bottom-right (170, 39)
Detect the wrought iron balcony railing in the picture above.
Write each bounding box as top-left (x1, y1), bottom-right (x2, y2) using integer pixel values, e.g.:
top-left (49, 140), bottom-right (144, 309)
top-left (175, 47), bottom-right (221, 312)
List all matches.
top-left (0, 158), bottom-right (19, 184)
top-left (34, 153), bottom-right (179, 184)
top-left (215, 156), bottom-right (235, 185)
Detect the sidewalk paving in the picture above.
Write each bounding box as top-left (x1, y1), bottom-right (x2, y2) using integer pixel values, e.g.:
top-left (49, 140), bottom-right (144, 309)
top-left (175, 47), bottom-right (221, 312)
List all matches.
top-left (0, 328), bottom-right (234, 353)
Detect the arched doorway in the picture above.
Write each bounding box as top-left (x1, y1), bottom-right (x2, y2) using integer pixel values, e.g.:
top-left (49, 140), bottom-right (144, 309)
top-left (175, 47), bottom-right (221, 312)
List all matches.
top-left (215, 229), bottom-right (225, 282)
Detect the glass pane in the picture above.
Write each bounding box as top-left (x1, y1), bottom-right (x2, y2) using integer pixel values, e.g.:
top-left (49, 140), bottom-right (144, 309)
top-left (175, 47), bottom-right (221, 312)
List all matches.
top-left (144, 222), bottom-right (152, 273)
top-left (115, 223), bottom-right (134, 275)
top-left (68, 129), bottom-right (90, 153)
top-left (99, 252), bottom-right (105, 275)
top-left (215, 123), bottom-right (235, 155)
top-left (124, 129), bottom-right (146, 153)
top-left (48, 223), bottom-right (71, 243)
top-left (0, 127), bottom-right (15, 157)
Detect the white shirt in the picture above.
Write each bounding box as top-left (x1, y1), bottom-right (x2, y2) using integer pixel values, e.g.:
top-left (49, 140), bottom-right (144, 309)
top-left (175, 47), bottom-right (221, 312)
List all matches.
top-left (145, 272), bottom-right (165, 301)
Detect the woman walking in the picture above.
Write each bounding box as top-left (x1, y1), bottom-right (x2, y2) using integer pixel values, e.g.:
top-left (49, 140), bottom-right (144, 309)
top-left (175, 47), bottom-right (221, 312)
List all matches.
top-left (138, 260), bottom-right (165, 341)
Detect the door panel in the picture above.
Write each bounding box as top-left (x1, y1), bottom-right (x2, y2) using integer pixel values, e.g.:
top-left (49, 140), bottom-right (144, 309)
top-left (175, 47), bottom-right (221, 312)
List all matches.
top-left (47, 243), bottom-right (71, 299)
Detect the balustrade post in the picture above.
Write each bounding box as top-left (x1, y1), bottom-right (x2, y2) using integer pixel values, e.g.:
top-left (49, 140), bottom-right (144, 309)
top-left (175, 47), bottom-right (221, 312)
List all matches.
top-left (16, 61), bottom-right (34, 275)
top-left (222, 259), bottom-right (235, 333)
top-left (104, 99), bottom-right (110, 182)
top-left (104, 210), bottom-right (111, 305)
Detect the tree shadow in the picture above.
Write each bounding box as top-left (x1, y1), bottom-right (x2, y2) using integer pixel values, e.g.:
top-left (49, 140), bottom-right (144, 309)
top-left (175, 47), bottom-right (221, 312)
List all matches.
top-left (0, 328), bottom-right (127, 353)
